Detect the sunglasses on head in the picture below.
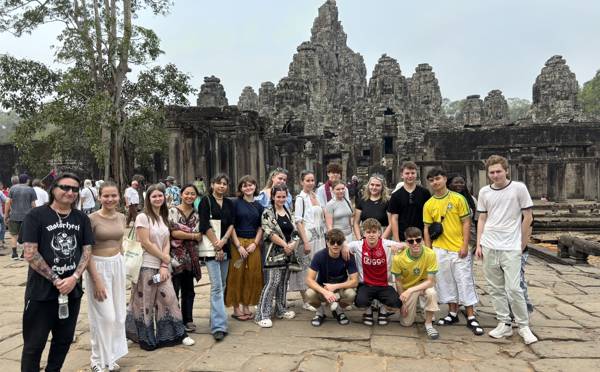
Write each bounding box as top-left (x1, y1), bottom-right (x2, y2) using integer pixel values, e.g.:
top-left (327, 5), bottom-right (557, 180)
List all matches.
top-left (406, 238), bottom-right (422, 244)
top-left (328, 240), bottom-right (344, 246)
top-left (56, 184), bottom-right (80, 193)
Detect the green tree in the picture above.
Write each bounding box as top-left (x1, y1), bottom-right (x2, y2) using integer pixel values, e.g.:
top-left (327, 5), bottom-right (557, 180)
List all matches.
top-left (580, 70), bottom-right (600, 117)
top-left (442, 98), bottom-right (465, 119)
top-left (506, 97), bottom-right (531, 122)
top-left (0, 0), bottom-right (196, 184)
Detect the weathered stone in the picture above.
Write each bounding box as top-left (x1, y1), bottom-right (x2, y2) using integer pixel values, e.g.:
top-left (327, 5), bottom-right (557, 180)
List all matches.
top-left (340, 354), bottom-right (386, 372)
top-left (532, 359), bottom-right (600, 372)
top-left (297, 354), bottom-right (338, 372)
top-left (482, 89), bottom-right (509, 125)
top-left (240, 354), bottom-right (303, 372)
top-left (458, 94), bottom-right (484, 127)
top-left (370, 335), bottom-right (421, 357)
top-left (237, 86), bottom-right (259, 112)
top-left (533, 326), bottom-right (593, 341)
top-left (197, 75), bottom-right (228, 108)
top-left (530, 341), bottom-right (600, 358)
top-left (386, 358), bottom-right (451, 371)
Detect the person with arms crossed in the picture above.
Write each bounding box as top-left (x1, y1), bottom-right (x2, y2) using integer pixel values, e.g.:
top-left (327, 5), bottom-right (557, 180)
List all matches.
top-left (475, 155), bottom-right (538, 344)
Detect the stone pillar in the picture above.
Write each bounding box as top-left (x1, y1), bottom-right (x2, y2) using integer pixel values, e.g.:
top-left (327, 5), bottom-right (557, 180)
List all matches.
top-left (258, 139), bottom-right (265, 187)
top-left (168, 131), bottom-right (180, 182)
top-left (548, 162), bottom-right (567, 202)
top-left (249, 135), bottom-right (258, 179)
top-left (584, 161), bottom-right (599, 201)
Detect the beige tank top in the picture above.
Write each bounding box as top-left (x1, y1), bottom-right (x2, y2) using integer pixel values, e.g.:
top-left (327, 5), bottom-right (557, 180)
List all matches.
top-left (90, 212), bottom-right (126, 250)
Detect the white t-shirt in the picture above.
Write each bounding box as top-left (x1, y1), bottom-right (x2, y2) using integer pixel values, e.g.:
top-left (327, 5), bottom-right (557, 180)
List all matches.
top-left (477, 181), bottom-right (533, 251)
top-left (125, 187), bottom-right (140, 205)
top-left (80, 187), bottom-right (97, 209)
top-left (33, 186), bottom-right (49, 207)
top-left (135, 213), bottom-right (170, 269)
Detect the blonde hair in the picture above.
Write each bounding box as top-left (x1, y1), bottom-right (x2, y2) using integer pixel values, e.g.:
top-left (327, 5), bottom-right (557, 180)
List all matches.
top-left (485, 155), bottom-right (509, 172)
top-left (361, 174), bottom-right (390, 202)
top-left (263, 168), bottom-right (288, 190)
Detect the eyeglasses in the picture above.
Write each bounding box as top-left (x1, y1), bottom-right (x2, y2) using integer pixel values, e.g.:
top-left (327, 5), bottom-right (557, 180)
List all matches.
top-left (56, 184), bottom-right (80, 193)
top-left (328, 240), bottom-right (344, 246)
top-left (406, 238), bottom-right (422, 244)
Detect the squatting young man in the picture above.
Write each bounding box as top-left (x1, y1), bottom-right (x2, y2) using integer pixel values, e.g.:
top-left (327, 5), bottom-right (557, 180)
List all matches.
top-left (391, 227), bottom-right (440, 339)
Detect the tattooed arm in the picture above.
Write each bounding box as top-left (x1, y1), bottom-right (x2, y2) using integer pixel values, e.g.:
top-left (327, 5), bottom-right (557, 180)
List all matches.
top-left (23, 242), bottom-right (60, 284)
top-left (56, 244), bottom-right (92, 295)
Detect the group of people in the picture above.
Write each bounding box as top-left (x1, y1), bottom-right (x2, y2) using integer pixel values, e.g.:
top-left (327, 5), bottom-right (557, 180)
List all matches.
top-left (10, 153), bottom-right (538, 372)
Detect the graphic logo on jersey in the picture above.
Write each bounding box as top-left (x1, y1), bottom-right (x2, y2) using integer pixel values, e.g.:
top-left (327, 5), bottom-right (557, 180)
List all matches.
top-left (413, 267), bottom-right (421, 276)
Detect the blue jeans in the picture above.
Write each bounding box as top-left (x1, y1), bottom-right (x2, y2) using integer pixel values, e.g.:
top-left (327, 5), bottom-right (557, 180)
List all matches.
top-left (0, 215), bottom-right (5, 243)
top-left (206, 259), bottom-right (229, 334)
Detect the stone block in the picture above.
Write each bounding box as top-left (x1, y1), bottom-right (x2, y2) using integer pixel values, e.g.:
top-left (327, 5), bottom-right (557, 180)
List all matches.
top-left (370, 336), bottom-right (421, 357)
top-left (297, 354), bottom-right (338, 372)
top-left (530, 341), bottom-right (600, 358)
top-left (532, 359), bottom-right (600, 371)
top-left (386, 358), bottom-right (451, 371)
top-left (533, 326), bottom-right (593, 341)
top-left (240, 354), bottom-right (304, 372)
top-left (340, 354), bottom-right (386, 372)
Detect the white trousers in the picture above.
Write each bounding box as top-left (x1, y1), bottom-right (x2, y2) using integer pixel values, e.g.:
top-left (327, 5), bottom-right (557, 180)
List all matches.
top-left (483, 247), bottom-right (530, 327)
top-left (434, 248), bottom-right (479, 307)
top-left (85, 253), bottom-right (128, 368)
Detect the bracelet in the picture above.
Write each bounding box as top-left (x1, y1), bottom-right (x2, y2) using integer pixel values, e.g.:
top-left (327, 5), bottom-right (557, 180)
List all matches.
top-left (160, 263), bottom-right (169, 268)
top-left (72, 272), bottom-right (80, 280)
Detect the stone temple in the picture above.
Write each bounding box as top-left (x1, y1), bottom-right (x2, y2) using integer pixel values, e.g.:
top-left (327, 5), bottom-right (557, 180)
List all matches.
top-left (166, 0), bottom-right (600, 201)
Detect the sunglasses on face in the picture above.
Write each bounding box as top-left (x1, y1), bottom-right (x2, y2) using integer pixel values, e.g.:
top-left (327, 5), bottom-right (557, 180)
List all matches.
top-left (407, 238), bottom-right (422, 244)
top-left (56, 184), bottom-right (80, 193)
top-left (328, 240), bottom-right (344, 246)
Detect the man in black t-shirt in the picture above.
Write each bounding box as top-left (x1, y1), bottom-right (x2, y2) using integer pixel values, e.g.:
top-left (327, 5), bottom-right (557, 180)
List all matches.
top-left (305, 229), bottom-right (358, 326)
top-left (388, 161), bottom-right (431, 241)
top-left (20, 172), bottom-right (93, 372)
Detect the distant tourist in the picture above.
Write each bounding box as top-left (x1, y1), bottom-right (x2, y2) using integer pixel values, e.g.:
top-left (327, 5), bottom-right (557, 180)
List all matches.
top-left (325, 180), bottom-right (354, 243)
top-left (32, 178), bottom-right (49, 207)
top-left (255, 184), bottom-right (297, 328)
top-left (198, 174), bottom-right (235, 341)
top-left (305, 228), bottom-right (358, 326)
top-left (124, 180), bottom-right (140, 227)
top-left (226, 175), bottom-right (264, 321)
top-left (475, 155), bottom-right (538, 344)
top-left (316, 162), bottom-right (349, 208)
top-left (20, 173), bottom-right (93, 372)
top-left (168, 184), bottom-right (202, 332)
top-left (353, 174), bottom-right (392, 240)
top-left (256, 168), bottom-right (292, 209)
top-left (165, 176), bottom-right (181, 207)
top-left (125, 184), bottom-right (195, 350)
top-left (0, 186), bottom-right (6, 252)
top-left (86, 181), bottom-right (128, 371)
top-left (290, 170), bottom-right (326, 312)
top-left (423, 168), bottom-right (483, 336)
top-left (388, 161), bottom-right (431, 242)
top-left (392, 227), bottom-right (440, 339)
top-left (193, 176), bottom-right (206, 197)
top-left (80, 179), bottom-right (99, 214)
top-left (5, 174), bottom-right (37, 260)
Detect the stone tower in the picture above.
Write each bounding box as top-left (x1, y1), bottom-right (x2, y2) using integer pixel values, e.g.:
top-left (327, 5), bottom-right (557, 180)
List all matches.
top-left (197, 76), bottom-right (228, 108)
top-left (482, 89), bottom-right (509, 125)
top-left (237, 86), bottom-right (259, 112)
top-left (408, 63), bottom-right (443, 128)
top-left (458, 94), bottom-right (484, 127)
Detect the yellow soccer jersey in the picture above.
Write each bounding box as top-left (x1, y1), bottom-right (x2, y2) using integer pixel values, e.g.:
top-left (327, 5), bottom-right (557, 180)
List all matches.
top-left (391, 246), bottom-right (438, 289)
top-left (423, 190), bottom-right (471, 252)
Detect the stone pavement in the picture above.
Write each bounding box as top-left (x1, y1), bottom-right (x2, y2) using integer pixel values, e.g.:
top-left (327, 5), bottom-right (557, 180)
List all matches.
top-left (0, 244), bottom-right (599, 372)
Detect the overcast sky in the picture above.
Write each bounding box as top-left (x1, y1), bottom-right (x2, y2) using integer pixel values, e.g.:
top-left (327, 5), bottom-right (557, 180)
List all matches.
top-left (1, 0), bottom-right (599, 103)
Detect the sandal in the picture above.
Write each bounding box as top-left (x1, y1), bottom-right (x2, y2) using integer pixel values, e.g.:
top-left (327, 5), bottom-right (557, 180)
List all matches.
top-left (232, 314), bottom-right (250, 321)
top-left (333, 310), bottom-right (350, 325)
top-left (437, 313), bottom-right (459, 326)
top-left (466, 318), bottom-right (484, 336)
top-left (362, 312), bottom-right (374, 326)
top-left (311, 314), bottom-right (326, 327)
top-left (425, 326), bottom-right (440, 340)
top-left (377, 311), bottom-right (391, 326)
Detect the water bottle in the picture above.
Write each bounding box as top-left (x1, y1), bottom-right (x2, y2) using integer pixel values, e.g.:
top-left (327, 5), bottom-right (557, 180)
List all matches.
top-left (58, 294), bottom-right (69, 319)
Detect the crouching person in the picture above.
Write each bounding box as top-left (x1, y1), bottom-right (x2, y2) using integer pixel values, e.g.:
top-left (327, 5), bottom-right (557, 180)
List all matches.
top-left (345, 218), bottom-right (403, 326)
top-left (392, 227), bottom-right (440, 339)
top-left (305, 229), bottom-right (358, 326)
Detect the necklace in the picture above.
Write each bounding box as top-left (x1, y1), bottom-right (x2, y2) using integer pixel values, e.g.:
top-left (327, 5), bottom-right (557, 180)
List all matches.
top-left (53, 207), bottom-right (72, 222)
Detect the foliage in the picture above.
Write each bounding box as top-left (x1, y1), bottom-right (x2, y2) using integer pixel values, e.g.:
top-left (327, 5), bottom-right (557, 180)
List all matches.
top-left (0, 110), bottom-right (20, 144)
top-left (0, 0), bottom-right (195, 184)
top-left (442, 98), bottom-right (465, 119)
top-left (580, 70), bottom-right (600, 117)
top-left (506, 97), bottom-right (531, 122)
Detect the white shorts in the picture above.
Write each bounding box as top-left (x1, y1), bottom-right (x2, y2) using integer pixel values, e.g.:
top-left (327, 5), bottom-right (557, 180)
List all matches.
top-left (434, 247), bottom-right (479, 307)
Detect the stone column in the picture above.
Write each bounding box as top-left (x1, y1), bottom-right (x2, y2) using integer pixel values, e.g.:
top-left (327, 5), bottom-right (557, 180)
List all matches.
top-left (548, 162), bottom-right (567, 202)
top-left (168, 131), bottom-right (180, 182)
top-left (584, 160), bottom-right (599, 201)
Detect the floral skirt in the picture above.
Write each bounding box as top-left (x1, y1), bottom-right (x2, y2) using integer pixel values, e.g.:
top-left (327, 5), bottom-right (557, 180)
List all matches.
top-left (125, 267), bottom-right (187, 350)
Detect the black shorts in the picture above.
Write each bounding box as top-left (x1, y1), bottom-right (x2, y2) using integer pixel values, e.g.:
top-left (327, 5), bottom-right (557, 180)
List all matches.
top-left (355, 283), bottom-right (402, 309)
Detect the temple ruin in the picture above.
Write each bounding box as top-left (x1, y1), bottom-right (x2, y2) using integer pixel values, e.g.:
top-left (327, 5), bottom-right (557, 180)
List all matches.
top-left (166, 0), bottom-right (600, 200)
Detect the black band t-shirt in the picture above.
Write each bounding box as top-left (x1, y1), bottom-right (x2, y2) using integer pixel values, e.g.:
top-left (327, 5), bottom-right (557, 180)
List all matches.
top-left (20, 205), bottom-right (94, 301)
top-left (387, 185), bottom-right (431, 241)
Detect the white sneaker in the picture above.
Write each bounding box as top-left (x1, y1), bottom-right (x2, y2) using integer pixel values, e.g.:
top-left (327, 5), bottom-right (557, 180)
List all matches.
top-left (109, 363), bottom-right (120, 372)
top-left (489, 322), bottom-right (513, 338)
top-left (302, 302), bottom-right (317, 312)
top-left (277, 310), bottom-right (296, 319)
top-left (256, 318), bottom-right (273, 328)
top-left (182, 336), bottom-right (195, 346)
top-left (518, 326), bottom-right (538, 345)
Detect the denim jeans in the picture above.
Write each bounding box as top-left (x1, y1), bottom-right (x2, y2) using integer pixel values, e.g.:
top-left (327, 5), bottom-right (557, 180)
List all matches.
top-left (205, 259), bottom-right (229, 334)
top-left (0, 215), bottom-right (5, 243)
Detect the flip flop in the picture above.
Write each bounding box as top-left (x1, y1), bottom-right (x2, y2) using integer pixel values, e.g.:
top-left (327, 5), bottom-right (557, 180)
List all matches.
top-left (232, 314), bottom-right (250, 321)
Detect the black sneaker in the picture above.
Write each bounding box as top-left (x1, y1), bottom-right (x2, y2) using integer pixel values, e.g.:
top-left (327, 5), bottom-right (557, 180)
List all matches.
top-left (212, 331), bottom-right (226, 342)
top-left (11, 250), bottom-right (19, 260)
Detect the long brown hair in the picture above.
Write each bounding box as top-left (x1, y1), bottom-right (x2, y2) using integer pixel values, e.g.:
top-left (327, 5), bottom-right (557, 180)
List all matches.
top-left (143, 183), bottom-right (168, 225)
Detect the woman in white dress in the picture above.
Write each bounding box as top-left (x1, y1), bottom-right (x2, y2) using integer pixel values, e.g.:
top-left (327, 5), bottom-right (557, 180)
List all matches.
top-left (288, 171), bottom-right (326, 311)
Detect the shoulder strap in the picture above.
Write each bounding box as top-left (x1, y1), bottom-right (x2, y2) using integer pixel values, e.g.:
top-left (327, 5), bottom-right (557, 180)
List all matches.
top-left (296, 195), bottom-right (306, 218)
top-left (87, 187), bottom-right (96, 201)
top-left (343, 197), bottom-right (353, 213)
